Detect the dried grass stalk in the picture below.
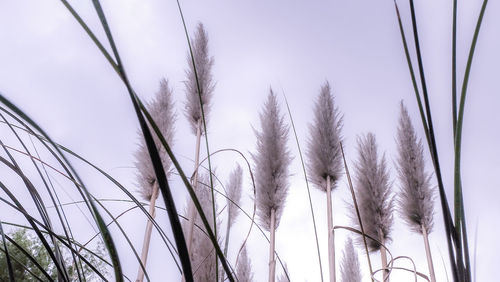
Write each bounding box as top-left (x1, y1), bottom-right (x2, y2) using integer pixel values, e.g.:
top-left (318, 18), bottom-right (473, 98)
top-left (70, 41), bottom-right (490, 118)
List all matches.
top-left (253, 89), bottom-right (292, 282)
top-left (307, 81), bottom-right (343, 282)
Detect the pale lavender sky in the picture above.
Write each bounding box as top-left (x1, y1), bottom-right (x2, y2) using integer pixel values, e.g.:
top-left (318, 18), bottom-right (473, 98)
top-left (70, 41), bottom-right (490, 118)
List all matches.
top-left (0, 0), bottom-right (499, 281)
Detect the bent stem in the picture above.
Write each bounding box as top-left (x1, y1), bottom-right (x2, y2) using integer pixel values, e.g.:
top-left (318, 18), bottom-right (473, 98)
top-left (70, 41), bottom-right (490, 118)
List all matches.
top-left (136, 182), bottom-right (160, 282)
top-left (326, 176), bottom-right (336, 282)
top-left (269, 208), bottom-right (276, 282)
top-left (422, 225), bottom-right (436, 282)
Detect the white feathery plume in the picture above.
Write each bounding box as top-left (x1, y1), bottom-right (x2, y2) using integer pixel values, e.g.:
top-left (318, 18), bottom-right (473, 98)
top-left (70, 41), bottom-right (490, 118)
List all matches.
top-left (184, 22), bottom-right (214, 135)
top-left (396, 102), bottom-right (436, 282)
top-left (353, 133), bottom-right (393, 281)
top-left (134, 78), bottom-right (175, 282)
top-left (340, 237), bottom-right (362, 282)
top-left (236, 246), bottom-right (254, 282)
top-left (396, 102), bottom-right (434, 233)
top-left (253, 89), bottom-right (292, 282)
top-left (307, 81), bottom-right (343, 282)
top-left (183, 174), bottom-right (219, 282)
top-left (134, 78), bottom-right (175, 201)
top-left (307, 81), bottom-right (343, 191)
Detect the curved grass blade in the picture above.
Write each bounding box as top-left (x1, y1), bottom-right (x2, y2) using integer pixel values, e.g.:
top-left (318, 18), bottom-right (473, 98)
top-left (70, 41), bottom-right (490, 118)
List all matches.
top-left (0, 112), bottom-right (84, 281)
top-left (0, 97), bottom-right (123, 282)
top-left (454, 1), bottom-right (489, 280)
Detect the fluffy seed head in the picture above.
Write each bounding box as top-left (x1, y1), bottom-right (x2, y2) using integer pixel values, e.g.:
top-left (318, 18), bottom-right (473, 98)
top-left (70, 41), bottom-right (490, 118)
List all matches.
top-left (236, 246), bottom-right (254, 282)
top-left (396, 102), bottom-right (434, 234)
top-left (253, 89), bottom-right (292, 231)
top-left (340, 237), bottom-right (362, 282)
top-left (307, 81), bottom-right (343, 192)
top-left (134, 78), bottom-right (175, 201)
top-left (227, 164), bottom-right (243, 228)
top-left (184, 22), bottom-right (214, 135)
top-left (352, 133), bottom-right (393, 251)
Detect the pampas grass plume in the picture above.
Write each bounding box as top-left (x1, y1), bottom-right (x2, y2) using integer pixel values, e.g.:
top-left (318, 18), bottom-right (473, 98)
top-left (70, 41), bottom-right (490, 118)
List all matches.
top-left (353, 133), bottom-right (393, 251)
top-left (340, 237), bottom-right (362, 282)
top-left (134, 78), bottom-right (175, 201)
top-left (307, 81), bottom-right (343, 191)
top-left (253, 89), bottom-right (292, 231)
top-left (396, 102), bottom-right (434, 234)
top-left (184, 22), bottom-right (214, 135)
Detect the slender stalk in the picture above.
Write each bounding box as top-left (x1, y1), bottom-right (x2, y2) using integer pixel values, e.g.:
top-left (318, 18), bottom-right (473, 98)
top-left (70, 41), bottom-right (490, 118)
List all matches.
top-left (269, 208), bottom-right (276, 282)
top-left (136, 182), bottom-right (160, 282)
top-left (186, 118), bottom-right (203, 254)
top-left (340, 143), bottom-right (374, 282)
top-left (326, 176), bottom-right (336, 282)
top-left (452, 0), bottom-right (458, 136)
top-left (422, 225), bottom-right (436, 282)
top-left (379, 235), bottom-right (388, 282)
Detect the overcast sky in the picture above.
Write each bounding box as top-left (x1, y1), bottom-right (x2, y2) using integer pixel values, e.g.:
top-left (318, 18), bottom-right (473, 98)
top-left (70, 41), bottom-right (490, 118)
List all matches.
top-left (1, 0), bottom-right (499, 281)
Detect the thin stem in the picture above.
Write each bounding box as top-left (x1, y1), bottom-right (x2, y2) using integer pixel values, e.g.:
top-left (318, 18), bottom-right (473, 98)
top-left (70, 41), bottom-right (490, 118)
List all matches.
top-left (380, 235), bottom-right (388, 282)
top-left (326, 176), bottom-right (336, 282)
top-left (269, 208), bottom-right (276, 282)
top-left (340, 143), bottom-right (374, 282)
top-left (422, 225), bottom-right (436, 282)
top-left (452, 0), bottom-right (458, 136)
top-left (136, 183), bottom-right (160, 282)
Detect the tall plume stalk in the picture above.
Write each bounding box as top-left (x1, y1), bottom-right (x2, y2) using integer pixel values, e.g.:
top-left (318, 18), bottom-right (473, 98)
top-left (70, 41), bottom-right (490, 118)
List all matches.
top-left (236, 246), bottom-right (254, 282)
top-left (396, 103), bottom-right (435, 282)
top-left (307, 81), bottom-right (343, 282)
top-left (183, 175), bottom-right (219, 281)
top-left (184, 22), bottom-right (215, 259)
top-left (353, 133), bottom-right (393, 281)
top-left (253, 90), bottom-right (292, 282)
top-left (340, 237), bottom-right (362, 282)
top-left (221, 165), bottom-right (243, 282)
top-left (134, 78), bottom-right (175, 282)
